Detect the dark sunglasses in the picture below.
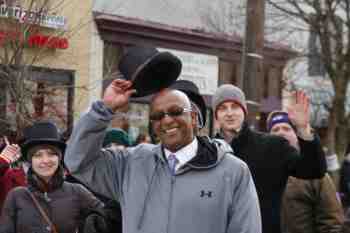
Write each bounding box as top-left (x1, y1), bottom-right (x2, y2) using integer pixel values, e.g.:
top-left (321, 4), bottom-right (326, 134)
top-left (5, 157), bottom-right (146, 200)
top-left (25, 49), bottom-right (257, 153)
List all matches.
top-left (150, 106), bottom-right (192, 121)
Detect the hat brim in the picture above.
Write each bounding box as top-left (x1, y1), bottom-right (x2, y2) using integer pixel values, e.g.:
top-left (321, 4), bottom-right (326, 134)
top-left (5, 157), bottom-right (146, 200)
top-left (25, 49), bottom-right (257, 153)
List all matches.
top-left (21, 139), bottom-right (66, 160)
top-left (131, 52), bottom-right (182, 97)
top-left (183, 91), bottom-right (207, 128)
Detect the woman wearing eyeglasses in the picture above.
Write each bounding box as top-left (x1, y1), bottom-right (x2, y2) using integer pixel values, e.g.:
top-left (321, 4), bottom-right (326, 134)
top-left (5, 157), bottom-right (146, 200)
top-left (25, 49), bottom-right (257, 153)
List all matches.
top-left (0, 121), bottom-right (104, 233)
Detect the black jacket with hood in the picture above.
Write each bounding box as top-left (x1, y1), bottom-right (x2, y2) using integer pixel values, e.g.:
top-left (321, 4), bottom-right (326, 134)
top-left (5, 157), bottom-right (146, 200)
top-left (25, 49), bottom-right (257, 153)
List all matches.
top-left (216, 122), bottom-right (327, 233)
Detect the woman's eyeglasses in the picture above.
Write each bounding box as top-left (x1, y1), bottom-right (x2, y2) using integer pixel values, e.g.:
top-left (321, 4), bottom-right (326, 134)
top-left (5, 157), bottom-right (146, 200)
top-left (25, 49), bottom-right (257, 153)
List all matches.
top-left (150, 107), bottom-right (192, 121)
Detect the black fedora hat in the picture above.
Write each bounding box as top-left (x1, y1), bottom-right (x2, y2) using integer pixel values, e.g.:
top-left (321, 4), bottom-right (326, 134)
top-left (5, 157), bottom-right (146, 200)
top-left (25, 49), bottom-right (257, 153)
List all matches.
top-left (21, 121), bottom-right (66, 160)
top-left (118, 46), bottom-right (182, 97)
top-left (170, 80), bottom-right (207, 129)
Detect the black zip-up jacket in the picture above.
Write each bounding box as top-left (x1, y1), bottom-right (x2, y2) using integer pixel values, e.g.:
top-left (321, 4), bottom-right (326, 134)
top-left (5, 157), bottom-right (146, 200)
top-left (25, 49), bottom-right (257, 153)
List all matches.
top-left (216, 122), bottom-right (326, 233)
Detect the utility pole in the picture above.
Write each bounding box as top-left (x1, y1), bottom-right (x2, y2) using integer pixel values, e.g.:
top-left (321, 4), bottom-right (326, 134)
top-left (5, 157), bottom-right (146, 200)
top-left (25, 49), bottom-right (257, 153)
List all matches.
top-left (239, 0), bottom-right (266, 129)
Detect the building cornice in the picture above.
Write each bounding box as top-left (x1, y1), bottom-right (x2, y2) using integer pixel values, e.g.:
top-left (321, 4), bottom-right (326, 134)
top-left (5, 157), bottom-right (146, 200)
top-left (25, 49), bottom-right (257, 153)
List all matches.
top-left (93, 12), bottom-right (297, 66)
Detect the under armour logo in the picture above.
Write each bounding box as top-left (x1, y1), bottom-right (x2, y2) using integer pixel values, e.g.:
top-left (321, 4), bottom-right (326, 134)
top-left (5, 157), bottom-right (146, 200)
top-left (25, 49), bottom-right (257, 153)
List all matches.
top-left (200, 190), bottom-right (213, 198)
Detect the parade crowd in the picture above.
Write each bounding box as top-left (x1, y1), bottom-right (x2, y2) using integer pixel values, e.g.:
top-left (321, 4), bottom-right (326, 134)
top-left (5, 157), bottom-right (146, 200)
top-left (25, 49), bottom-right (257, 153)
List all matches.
top-left (0, 47), bottom-right (348, 233)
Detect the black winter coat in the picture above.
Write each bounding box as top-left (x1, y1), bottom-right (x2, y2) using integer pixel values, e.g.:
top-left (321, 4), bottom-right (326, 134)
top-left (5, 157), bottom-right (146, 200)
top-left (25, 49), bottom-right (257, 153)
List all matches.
top-left (0, 166), bottom-right (103, 233)
top-left (216, 123), bottom-right (326, 233)
top-left (340, 159), bottom-right (350, 209)
top-left (65, 175), bottom-right (122, 233)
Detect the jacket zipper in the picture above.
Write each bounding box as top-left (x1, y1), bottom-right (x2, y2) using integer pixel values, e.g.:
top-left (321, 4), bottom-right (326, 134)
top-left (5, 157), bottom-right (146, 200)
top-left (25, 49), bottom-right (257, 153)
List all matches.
top-left (166, 175), bottom-right (176, 233)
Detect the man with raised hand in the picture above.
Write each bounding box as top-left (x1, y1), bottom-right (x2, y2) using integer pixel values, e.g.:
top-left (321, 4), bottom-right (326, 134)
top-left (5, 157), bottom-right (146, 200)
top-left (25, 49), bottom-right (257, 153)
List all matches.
top-left (212, 85), bottom-right (326, 233)
top-left (267, 110), bottom-right (344, 233)
top-left (65, 79), bottom-right (261, 233)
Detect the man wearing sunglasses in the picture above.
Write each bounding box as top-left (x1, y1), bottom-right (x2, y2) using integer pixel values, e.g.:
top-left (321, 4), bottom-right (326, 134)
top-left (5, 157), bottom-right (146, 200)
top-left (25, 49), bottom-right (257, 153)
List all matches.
top-left (65, 79), bottom-right (261, 233)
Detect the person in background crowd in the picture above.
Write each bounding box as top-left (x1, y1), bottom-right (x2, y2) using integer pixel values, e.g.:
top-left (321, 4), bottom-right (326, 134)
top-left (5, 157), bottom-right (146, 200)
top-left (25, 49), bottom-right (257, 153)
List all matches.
top-left (0, 121), bottom-right (104, 233)
top-left (134, 133), bottom-right (151, 145)
top-left (340, 147), bottom-right (350, 209)
top-left (148, 122), bottom-right (159, 144)
top-left (0, 137), bottom-right (26, 211)
top-left (267, 110), bottom-right (344, 233)
top-left (65, 79), bottom-right (262, 233)
top-left (212, 85), bottom-right (327, 233)
top-left (103, 128), bottom-right (131, 150)
top-left (340, 146), bottom-right (350, 233)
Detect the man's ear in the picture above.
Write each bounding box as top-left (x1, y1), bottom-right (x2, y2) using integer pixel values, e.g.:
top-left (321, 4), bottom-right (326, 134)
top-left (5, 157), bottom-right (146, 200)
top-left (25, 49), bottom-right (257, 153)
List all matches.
top-left (191, 111), bottom-right (198, 127)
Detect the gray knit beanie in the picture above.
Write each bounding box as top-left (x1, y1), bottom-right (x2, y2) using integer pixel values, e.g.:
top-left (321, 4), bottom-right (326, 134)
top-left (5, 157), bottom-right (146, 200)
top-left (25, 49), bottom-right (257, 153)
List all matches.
top-left (212, 84), bottom-right (247, 117)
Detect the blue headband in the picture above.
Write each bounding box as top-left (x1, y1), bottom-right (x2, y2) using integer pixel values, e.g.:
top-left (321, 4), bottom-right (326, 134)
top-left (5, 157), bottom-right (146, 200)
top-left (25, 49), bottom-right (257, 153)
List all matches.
top-left (268, 112), bottom-right (293, 132)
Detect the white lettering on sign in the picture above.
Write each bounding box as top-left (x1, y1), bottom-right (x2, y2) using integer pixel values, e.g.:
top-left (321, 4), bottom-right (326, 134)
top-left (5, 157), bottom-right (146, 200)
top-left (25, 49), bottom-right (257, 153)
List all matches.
top-left (0, 4), bottom-right (67, 30)
top-left (158, 48), bottom-right (219, 95)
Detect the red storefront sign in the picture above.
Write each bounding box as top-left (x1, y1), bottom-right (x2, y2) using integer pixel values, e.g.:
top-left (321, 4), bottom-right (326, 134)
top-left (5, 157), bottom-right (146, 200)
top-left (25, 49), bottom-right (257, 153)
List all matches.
top-left (0, 30), bottom-right (69, 49)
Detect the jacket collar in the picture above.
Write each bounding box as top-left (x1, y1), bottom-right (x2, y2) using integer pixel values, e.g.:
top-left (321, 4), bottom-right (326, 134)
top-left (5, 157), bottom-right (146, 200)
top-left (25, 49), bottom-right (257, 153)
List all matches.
top-left (187, 136), bottom-right (219, 169)
top-left (151, 136), bottom-right (223, 170)
top-left (214, 122), bottom-right (252, 151)
top-left (230, 122), bottom-right (251, 148)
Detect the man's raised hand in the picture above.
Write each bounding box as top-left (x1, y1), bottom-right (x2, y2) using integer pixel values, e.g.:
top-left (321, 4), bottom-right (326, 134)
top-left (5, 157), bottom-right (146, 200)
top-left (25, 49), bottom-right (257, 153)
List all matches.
top-left (102, 79), bottom-right (136, 112)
